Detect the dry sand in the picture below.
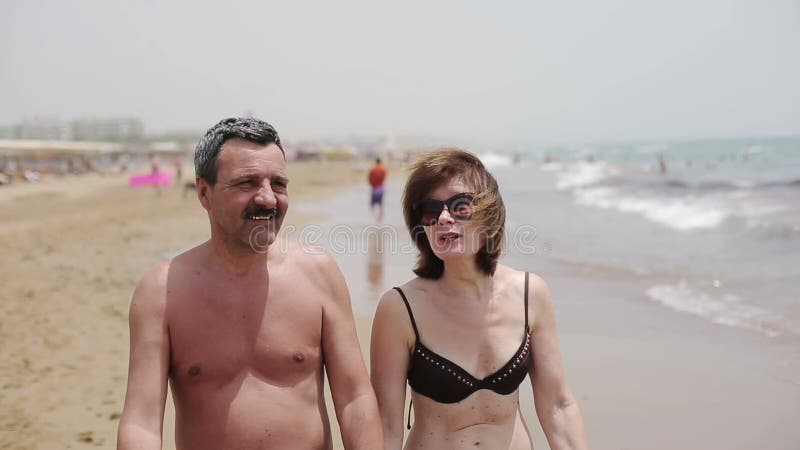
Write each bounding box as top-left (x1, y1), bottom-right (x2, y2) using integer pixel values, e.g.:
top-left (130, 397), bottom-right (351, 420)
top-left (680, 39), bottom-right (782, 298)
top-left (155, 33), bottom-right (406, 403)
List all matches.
top-left (0, 160), bottom-right (381, 449)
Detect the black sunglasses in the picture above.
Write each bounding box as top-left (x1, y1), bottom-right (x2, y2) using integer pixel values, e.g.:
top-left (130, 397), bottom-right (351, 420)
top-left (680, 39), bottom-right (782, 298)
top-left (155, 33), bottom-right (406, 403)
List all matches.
top-left (414, 192), bottom-right (475, 226)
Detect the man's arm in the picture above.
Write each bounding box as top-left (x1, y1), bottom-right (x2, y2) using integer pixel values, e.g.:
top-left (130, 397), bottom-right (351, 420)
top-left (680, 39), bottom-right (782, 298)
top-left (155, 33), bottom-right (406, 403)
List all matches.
top-left (318, 252), bottom-right (384, 449)
top-left (528, 274), bottom-right (589, 450)
top-left (117, 265), bottom-right (171, 450)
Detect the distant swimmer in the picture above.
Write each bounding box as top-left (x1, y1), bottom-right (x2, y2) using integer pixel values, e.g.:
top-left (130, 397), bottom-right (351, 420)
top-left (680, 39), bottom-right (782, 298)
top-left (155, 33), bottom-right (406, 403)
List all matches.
top-left (658, 154), bottom-right (667, 174)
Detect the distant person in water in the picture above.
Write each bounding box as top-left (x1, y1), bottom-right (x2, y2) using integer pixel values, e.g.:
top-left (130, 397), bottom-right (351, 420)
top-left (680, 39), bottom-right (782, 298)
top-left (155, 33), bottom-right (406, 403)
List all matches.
top-left (368, 157), bottom-right (388, 222)
top-left (658, 154), bottom-right (667, 174)
top-left (370, 148), bottom-right (589, 449)
top-left (117, 117), bottom-right (383, 450)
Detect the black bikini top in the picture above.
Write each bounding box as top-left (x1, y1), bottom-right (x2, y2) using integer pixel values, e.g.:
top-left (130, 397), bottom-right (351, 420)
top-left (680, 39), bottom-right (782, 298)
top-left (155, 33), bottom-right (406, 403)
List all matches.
top-left (395, 272), bottom-right (532, 406)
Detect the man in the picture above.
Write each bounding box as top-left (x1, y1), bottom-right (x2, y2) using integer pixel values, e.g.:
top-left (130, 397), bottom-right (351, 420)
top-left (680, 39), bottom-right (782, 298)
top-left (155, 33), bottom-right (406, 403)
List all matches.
top-left (117, 117), bottom-right (383, 449)
top-left (368, 158), bottom-right (387, 222)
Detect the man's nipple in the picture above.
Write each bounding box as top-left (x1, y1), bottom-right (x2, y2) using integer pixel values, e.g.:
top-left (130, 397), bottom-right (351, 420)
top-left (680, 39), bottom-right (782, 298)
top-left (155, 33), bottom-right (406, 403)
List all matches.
top-left (188, 365), bottom-right (201, 377)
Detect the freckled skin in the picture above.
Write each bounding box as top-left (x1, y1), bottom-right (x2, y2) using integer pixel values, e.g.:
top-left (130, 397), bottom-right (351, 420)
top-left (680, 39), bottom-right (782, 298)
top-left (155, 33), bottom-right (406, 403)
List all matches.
top-left (372, 175), bottom-right (587, 449)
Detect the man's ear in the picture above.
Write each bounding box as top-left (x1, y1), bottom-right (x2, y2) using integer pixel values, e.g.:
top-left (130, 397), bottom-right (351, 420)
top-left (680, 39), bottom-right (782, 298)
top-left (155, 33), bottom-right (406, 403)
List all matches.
top-left (197, 177), bottom-right (212, 211)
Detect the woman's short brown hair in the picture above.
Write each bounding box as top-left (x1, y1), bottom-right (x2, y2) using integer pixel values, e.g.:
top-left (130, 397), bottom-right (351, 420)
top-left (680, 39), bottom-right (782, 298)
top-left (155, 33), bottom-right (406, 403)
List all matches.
top-left (402, 147), bottom-right (506, 278)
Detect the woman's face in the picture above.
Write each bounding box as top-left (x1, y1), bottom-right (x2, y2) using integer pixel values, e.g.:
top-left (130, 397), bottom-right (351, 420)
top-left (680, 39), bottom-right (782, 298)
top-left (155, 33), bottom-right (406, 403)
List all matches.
top-left (420, 178), bottom-right (483, 262)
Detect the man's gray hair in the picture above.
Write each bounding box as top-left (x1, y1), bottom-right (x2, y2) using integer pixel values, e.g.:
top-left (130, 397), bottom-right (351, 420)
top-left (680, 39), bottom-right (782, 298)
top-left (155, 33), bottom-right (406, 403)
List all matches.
top-left (194, 117), bottom-right (284, 185)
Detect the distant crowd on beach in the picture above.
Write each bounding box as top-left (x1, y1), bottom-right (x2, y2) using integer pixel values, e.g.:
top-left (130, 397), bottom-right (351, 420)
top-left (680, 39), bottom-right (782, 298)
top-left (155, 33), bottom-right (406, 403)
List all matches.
top-left (0, 153), bottom-right (188, 186)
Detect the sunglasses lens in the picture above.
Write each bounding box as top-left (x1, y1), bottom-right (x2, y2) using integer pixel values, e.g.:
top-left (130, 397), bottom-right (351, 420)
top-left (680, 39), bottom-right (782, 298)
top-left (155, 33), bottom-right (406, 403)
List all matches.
top-left (448, 196), bottom-right (473, 221)
top-left (418, 200), bottom-right (444, 226)
top-left (417, 193), bottom-right (474, 225)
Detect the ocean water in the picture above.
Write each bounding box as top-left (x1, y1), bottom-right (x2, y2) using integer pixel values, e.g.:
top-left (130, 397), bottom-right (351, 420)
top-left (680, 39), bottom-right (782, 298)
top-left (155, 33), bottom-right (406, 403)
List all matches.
top-left (288, 139), bottom-right (799, 447)
top-left (293, 137), bottom-right (799, 341)
top-left (493, 137), bottom-right (800, 340)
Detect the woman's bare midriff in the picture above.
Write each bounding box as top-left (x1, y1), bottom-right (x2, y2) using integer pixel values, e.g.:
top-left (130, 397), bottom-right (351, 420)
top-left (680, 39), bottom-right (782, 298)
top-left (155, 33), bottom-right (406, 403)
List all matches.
top-left (405, 390), bottom-right (533, 450)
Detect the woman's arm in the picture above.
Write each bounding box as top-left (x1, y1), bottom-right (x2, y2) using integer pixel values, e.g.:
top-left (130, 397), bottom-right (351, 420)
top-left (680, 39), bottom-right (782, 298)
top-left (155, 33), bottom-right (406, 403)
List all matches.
top-left (370, 289), bottom-right (415, 450)
top-left (528, 274), bottom-right (589, 450)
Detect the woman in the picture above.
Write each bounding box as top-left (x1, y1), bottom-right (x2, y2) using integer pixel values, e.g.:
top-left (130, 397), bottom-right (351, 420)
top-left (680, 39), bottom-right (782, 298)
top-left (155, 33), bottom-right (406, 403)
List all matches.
top-left (370, 148), bottom-right (588, 449)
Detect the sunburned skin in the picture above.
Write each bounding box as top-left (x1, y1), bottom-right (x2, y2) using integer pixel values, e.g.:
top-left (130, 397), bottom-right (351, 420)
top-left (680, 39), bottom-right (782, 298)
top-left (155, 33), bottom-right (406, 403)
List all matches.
top-left (162, 241), bottom-right (334, 449)
top-left (118, 135), bottom-right (383, 450)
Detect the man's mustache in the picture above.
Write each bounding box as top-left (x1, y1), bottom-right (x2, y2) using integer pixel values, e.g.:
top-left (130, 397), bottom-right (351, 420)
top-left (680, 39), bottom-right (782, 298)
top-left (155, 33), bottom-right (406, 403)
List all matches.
top-left (242, 205), bottom-right (282, 219)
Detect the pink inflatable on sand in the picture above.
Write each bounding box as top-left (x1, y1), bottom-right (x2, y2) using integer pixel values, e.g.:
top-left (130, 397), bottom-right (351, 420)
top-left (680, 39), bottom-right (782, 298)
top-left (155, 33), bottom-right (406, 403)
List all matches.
top-left (128, 171), bottom-right (174, 187)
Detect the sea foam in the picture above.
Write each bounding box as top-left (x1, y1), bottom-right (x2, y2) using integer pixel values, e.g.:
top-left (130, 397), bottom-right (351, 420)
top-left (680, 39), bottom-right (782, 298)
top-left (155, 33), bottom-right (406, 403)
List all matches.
top-left (555, 161), bottom-right (620, 190)
top-left (645, 280), bottom-right (779, 337)
top-left (478, 152), bottom-right (513, 168)
top-left (573, 187), bottom-right (728, 231)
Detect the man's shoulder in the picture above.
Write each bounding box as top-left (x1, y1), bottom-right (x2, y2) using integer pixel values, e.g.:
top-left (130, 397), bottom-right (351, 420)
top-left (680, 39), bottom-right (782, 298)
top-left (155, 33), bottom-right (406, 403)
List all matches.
top-left (129, 261), bottom-right (172, 318)
top-left (273, 239), bottom-right (337, 270)
top-left (272, 239), bottom-right (345, 291)
top-left (137, 261), bottom-right (171, 291)
top-left (135, 245), bottom-right (206, 297)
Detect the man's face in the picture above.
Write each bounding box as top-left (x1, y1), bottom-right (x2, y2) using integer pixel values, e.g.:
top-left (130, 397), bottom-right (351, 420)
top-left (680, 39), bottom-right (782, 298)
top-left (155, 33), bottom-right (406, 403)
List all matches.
top-left (198, 138), bottom-right (288, 252)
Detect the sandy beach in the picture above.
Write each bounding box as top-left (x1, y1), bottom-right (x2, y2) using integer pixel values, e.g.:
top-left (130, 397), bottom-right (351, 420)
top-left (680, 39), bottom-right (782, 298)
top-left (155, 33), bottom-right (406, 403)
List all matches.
top-left (0, 160), bottom-right (382, 449)
top-left (2, 158), bottom-right (799, 450)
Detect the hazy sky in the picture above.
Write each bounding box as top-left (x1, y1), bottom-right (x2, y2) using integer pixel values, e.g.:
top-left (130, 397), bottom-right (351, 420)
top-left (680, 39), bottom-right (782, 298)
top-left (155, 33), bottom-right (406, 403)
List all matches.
top-left (2, 0), bottom-right (798, 147)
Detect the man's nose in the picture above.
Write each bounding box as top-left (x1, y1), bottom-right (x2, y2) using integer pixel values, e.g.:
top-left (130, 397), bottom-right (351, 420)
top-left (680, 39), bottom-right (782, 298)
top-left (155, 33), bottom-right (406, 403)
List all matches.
top-left (254, 183), bottom-right (277, 207)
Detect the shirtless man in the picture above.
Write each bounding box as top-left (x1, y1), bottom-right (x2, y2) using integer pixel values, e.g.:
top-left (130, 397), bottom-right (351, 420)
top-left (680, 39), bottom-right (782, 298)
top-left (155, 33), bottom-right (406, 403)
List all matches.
top-left (117, 117), bottom-right (383, 449)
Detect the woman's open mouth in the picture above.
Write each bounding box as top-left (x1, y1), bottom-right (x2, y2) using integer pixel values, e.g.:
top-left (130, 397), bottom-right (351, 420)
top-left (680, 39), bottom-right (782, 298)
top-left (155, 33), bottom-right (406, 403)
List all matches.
top-left (438, 231), bottom-right (461, 243)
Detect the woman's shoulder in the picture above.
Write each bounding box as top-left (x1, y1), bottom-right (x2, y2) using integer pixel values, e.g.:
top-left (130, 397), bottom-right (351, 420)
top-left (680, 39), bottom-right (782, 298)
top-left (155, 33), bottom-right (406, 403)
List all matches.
top-left (495, 265), bottom-right (550, 299)
top-left (379, 277), bottom-right (430, 305)
top-left (373, 278), bottom-right (425, 342)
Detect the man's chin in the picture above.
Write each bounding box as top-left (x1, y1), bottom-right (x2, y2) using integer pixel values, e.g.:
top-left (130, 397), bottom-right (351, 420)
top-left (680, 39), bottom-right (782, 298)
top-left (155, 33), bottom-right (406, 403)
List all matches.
top-left (247, 222), bottom-right (280, 253)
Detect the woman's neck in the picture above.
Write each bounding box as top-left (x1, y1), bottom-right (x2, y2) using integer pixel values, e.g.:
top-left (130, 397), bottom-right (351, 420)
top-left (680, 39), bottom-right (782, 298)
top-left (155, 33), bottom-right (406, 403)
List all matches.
top-left (440, 258), bottom-right (493, 303)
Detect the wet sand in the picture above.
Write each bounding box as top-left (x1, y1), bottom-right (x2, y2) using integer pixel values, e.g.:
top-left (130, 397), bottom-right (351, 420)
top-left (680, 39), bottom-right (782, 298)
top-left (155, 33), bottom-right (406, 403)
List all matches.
top-left (303, 178), bottom-right (800, 449)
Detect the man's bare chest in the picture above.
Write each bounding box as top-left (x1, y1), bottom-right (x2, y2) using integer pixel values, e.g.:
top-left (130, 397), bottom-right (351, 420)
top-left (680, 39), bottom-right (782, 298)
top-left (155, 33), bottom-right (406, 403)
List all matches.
top-left (165, 285), bottom-right (325, 387)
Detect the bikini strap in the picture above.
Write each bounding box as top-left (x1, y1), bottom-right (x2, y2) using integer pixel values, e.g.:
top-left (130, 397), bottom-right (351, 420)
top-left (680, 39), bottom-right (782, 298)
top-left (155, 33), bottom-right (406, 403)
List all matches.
top-left (393, 287), bottom-right (420, 341)
top-left (407, 398), bottom-right (413, 430)
top-left (524, 272), bottom-right (530, 331)
top-left (393, 287), bottom-right (418, 431)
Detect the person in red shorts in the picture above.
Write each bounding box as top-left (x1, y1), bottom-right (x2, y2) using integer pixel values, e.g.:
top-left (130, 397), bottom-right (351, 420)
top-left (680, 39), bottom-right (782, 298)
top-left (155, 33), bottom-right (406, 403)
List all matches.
top-left (368, 158), bottom-right (388, 222)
